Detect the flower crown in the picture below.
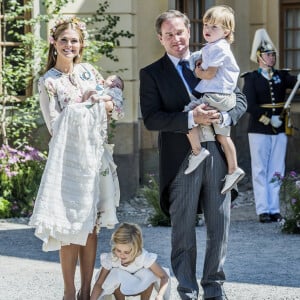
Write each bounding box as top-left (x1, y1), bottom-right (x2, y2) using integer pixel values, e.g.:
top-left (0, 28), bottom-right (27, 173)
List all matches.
top-left (49, 16), bottom-right (89, 44)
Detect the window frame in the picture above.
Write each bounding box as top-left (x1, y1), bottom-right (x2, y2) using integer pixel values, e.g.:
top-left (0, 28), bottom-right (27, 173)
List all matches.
top-left (279, 0), bottom-right (300, 75)
top-left (0, 0), bottom-right (32, 99)
top-left (175, 0), bottom-right (205, 52)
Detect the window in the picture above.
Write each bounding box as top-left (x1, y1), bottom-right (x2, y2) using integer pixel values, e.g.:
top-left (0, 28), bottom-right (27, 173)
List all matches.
top-left (176, 0), bottom-right (205, 51)
top-left (280, 0), bottom-right (300, 75)
top-left (0, 0), bottom-right (32, 98)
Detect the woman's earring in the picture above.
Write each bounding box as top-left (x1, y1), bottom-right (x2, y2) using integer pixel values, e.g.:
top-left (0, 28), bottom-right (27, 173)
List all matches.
top-left (54, 50), bottom-right (57, 56)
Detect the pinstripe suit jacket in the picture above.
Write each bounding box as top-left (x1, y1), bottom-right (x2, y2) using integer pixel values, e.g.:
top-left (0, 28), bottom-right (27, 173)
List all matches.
top-left (140, 53), bottom-right (247, 215)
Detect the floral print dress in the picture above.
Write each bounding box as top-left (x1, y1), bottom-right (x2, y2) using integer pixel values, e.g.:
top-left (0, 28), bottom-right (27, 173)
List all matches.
top-left (29, 63), bottom-right (123, 251)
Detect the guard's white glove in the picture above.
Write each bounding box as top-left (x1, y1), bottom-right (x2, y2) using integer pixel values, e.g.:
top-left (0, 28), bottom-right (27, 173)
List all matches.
top-left (259, 114), bottom-right (270, 125)
top-left (271, 115), bottom-right (283, 128)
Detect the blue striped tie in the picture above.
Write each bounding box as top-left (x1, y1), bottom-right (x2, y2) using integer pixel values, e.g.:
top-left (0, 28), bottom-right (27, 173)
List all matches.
top-left (178, 60), bottom-right (200, 90)
top-left (178, 60), bottom-right (201, 98)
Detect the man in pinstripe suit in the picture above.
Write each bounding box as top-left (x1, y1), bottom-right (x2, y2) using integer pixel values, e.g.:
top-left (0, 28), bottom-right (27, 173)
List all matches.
top-left (140, 10), bottom-right (247, 300)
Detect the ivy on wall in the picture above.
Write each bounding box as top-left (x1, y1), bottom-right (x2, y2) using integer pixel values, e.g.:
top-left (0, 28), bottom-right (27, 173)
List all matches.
top-left (0, 0), bottom-right (133, 218)
top-left (0, 0), bottom-right (133, 147)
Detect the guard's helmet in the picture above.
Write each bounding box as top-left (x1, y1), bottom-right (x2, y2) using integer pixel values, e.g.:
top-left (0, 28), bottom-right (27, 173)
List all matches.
top-left (250, 28), bottom-right (277, 63)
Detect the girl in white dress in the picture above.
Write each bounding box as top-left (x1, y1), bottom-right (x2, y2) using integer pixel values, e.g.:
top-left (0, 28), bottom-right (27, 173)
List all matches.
top-left (28, 16), bottom-right (123, 300)
top-left (90, 223), bottom-right (170, 300)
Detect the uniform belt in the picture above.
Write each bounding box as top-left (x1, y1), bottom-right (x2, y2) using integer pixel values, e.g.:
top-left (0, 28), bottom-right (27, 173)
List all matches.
top-left (260, 102), bottom-right (285, 108)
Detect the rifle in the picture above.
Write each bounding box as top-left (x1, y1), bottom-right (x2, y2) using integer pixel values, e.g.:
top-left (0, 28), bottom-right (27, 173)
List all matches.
top-left (280, 73), bottom-right (300, 135)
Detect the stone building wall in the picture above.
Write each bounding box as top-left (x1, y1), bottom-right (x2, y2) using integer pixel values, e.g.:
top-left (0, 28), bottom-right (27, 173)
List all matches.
top-left (36, 0), bottom-right (300, 200)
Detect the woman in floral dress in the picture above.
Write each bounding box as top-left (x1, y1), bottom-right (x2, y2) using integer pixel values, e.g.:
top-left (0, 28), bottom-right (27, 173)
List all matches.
top-left (29, 16), bottom-right (124, 300)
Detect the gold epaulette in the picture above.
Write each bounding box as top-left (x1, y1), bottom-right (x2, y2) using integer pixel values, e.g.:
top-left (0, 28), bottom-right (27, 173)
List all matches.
top-left (260, 102), bottom-right (285, 108)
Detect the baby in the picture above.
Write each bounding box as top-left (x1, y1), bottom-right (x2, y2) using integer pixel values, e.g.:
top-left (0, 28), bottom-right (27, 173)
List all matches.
top-left (83, 74), bottom-right (124, 120)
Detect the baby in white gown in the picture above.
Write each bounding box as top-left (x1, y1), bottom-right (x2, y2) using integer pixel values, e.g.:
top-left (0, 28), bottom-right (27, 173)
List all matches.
top-left (82, 74), bottom-right (124, 121)
top-left (90, 223), bottom-right (171, 300)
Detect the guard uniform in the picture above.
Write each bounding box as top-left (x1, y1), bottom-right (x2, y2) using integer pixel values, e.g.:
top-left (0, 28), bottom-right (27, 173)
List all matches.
top-left (242, 28), bottom-right (298, 223)
top-left (242, 68), bottom-right (296, 135)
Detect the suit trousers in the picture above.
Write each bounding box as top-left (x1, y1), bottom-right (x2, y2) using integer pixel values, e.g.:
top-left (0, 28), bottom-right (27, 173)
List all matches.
top-left (169, 141), bottom-right (231, 299)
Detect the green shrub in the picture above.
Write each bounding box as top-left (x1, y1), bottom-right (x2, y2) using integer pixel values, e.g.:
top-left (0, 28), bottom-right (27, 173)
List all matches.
top-left (140, 174), bottom-right (171, 226)
top-left (0, 197), bottom-right (11, 218)
top-left (0, 144), bottom-right (46, 217)
top-left (0, 1), bottom-right (133, 218)
top-left (272, 171), bottom-right (300, 234)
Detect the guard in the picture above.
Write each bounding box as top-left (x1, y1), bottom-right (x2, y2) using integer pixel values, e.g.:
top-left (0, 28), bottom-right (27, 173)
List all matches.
top-left (242, 28), bottom-right (299, 223)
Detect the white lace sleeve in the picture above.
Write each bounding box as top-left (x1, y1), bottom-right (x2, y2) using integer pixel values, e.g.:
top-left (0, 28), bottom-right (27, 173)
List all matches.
top-left (38, 77), bottom-right (61, 135)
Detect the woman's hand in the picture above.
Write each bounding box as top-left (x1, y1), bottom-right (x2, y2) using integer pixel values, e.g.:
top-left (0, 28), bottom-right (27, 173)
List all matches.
top-left (82, 89), bottom-right (97, 102)
top-left (98, 95), bottom-right (112, 102)
top-left (89, 94), bottom-right (112, 104)
top-left (104, 100), bottom-right (114, 115)
top-left (192, 103), bottom-right (220, 125)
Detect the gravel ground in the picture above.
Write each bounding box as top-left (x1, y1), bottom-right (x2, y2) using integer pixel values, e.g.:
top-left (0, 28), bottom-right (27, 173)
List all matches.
top-left (1, 191), bottom-right (300, 300)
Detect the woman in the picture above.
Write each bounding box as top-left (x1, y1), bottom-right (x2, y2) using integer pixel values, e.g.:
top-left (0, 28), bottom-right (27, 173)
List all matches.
top-left (29, 16), bottom-right (123, 300)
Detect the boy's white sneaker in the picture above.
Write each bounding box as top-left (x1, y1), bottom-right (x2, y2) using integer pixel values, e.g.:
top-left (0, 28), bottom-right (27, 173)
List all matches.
top-left (221, 167), bottom-right (245, 194)
top-left (184, 148), bottom-right (210, 175)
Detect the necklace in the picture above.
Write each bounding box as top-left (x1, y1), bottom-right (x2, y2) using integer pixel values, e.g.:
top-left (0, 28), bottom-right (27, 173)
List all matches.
top-left (68, 73), bottom-right (78, 87)
top-left (54, 65), bottom-right (74, 75)
top-left (54, 65), bottom-right (78, 87)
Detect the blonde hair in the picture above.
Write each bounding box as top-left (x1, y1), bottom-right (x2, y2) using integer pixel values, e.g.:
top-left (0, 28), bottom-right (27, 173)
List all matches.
top-left (203, 5), bottom-right (235, 44)
top-left (111, 223), bottom-right (143, 261)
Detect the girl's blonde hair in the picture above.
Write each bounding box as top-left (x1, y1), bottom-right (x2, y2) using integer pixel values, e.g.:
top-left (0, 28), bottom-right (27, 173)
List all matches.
top-left (203, 5), bottom-right (235, 44)
top-left (111, 223), bottom-right (143, 260)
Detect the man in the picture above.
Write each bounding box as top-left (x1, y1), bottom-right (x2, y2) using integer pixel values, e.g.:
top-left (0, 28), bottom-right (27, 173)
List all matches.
top-left (242, 28), bottom-right (298, 223)
top-left (139, 10), bottom-right (247, 300)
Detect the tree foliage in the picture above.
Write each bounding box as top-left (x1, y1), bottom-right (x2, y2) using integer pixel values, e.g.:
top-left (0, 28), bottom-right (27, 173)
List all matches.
top-left (0, 0), bottom-right (133, 217)
top-left (0, 0), bottom-right (133, 147)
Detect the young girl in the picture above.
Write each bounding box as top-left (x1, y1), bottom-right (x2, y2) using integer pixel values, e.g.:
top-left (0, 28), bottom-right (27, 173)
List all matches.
top-left (183, 5), bottom-right (245, 194)
top-left (90, 223), bottom-right (170, 300)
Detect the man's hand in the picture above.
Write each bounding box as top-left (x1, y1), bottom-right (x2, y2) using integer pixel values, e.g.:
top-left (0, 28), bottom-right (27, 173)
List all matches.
top-left (193, 103), bottom-right (220, 125)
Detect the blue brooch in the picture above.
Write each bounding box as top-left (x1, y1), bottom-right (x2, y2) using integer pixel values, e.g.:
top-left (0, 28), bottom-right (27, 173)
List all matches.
top-left (80, 70), bottom-right (92, 81)
top-left (272, 75), bottom-right (281, 84)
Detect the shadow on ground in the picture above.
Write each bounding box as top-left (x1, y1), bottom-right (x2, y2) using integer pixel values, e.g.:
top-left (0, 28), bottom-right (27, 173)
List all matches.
top-left (1, 220), bottom-right (299, 289)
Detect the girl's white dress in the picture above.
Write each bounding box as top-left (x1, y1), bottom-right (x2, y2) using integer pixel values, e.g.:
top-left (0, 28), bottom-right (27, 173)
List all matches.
top-left (96, 249), bottom-right (170, 299)
top-left (29, 63), bottom-right (124, 251)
